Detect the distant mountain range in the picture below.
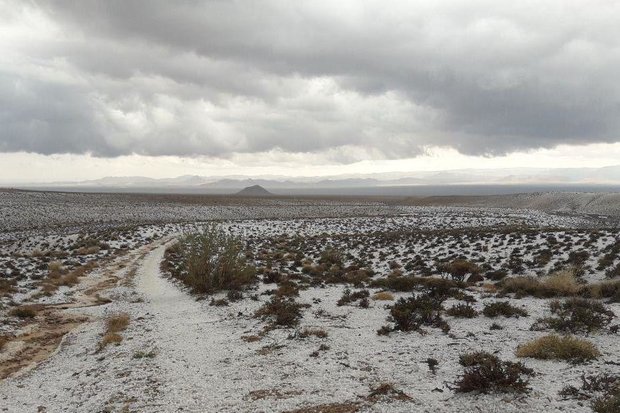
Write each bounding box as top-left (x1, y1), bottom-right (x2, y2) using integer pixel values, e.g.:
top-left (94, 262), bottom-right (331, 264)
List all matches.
top-left (19, 165), bottom-right (620, 191)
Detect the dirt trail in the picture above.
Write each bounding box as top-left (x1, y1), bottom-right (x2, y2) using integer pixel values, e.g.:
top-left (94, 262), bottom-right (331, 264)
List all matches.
top-left (0, 242), bottom-right (166, 412)
top-left (136, 244), bottom-right (244, 412)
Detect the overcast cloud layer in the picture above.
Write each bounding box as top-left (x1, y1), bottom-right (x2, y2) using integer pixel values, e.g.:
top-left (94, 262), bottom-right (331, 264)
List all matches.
top-left (1, 0), bottom-right (619, 162)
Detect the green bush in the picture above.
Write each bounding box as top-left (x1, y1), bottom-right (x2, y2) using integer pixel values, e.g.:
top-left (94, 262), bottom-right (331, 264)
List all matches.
top-left (483, 301), bottom-right (528, 318)
top-left (163, 226), bottom-right (256, 294)
top-left (379, 294), bottom-right (449, 334)
top-left (255, 296), bottom-right (304, 327)
top-left (447, 304), bottom-right (478, 318)
top-left (532, 298), bottom-right (614, 334)
top-left (455, 351), bottom-right (533, 393)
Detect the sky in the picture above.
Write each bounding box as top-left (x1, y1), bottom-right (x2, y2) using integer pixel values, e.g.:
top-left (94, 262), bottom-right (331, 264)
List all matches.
top-left (1, 1), bottom-right (619, 183)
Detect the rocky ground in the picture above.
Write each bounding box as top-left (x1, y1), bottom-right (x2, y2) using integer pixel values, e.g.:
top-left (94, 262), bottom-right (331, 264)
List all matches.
top-left (0, 190), bottom-right (619, 412)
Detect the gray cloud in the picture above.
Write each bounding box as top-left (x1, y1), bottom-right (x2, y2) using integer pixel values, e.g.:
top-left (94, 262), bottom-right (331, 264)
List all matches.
top-left (1, 0), bottom-right (619, 160)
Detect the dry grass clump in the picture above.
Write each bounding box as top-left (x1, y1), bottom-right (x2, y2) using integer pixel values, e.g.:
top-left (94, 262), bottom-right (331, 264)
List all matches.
top-left (0, 335), bottom-right (10, 351)
top-left (483, 301), bottom-right (528, 318)
top-left (532, 298), bottom-right (615, 334)
top-left (372, 291), bottom-right (394, 301)
top-left (0, 279), bottom-right (17, 296)
top-left (99, 333), bottom-right (123, 348)
top-left (36, 262), bottom-right (96, 297)
top-left (47, 261), bottom-right (64, 275)
top-left (98, 313), bottom-right (130, 350)
top-left (106, 313), bottom-right (130, 333)
top-left (162, 226), bottom-right (256, 294)
top-left (283, 402), bottom-right (361, 413)
top-left (298, 327), bottom-right (328, 339)
top-left (9, 305), bottom-right (38, 319)
top-left (367, 382), bottom-right (412, 401)
top-left (516, 334), bottom-right (600, 363)
top-left (455, 351), bottom-right (534, 394)
top-left (501, 270), bottom-right (581, 298)
top-left (587, 279), bottom-right (620, 302)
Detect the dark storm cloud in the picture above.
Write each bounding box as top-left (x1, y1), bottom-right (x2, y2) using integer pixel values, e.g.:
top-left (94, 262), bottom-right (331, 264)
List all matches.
top-left (1, 0), bottom-right (619, 159)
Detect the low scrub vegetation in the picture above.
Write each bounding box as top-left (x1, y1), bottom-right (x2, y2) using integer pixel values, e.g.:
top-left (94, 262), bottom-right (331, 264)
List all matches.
top-left (500, 271), bottom-right (581, 298)
top-left (482, 301), bottom-right (528, 318)
top-left (337, 289), bottom-right (369, 306)
top-left (455, 351), bottom-right (534, 393)
top-left (586, 279), bottom-right (620, 302)
top-left (370, 276), bottom-right (464, 296)
top-left (446, 303), bottom-right (478, 318)
top-left (378, 293), bottom-right (449, 335)
top-left (560, 374), bottom-right (620, 413)
top-left (162, 226), bottom-right (256, 294)
top-left (98, 313), bottom-right (130, 350)
top-left (532, 298), bottom-right (615, 334)
top-left (516, 334), bottom-right (600, 363)
top-left (0, 335), bottom-right (10, 351)
top-left (9, 305), bottom-right (38, 319)
top-left (255, 296), bottom-right (305, 328)
top-left (439, 259), bottom-right (480, 282)
top-left (372, 291), bottom-right (394, 301)
top-left (298, 328), bottom-right (328, 339)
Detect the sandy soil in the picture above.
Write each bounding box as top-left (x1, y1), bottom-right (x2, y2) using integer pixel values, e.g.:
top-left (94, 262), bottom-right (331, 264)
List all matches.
top-left (2, 235), bottom-right (617, 412)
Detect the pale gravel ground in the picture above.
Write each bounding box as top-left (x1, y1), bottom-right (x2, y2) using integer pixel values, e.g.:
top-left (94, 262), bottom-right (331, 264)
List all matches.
top-left (2, 239), bottom-right (617, 412)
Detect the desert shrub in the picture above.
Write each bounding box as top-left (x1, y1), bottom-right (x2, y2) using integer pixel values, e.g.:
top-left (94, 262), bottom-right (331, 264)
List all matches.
top-left (500, 271), bottom-right (581, 298)
top-left (455, 351), bottom-right (534, 393)
top-left (379, 294), bottom-right (449, 334)
top-left (298, 327), bottom-right (328, 339)
top-left (486, 269), bottom-right (508, 281)
top-left (587, 279), bottom-right (620, 302)
top-left (164, 226), bottom-right (256, 294)
top-left (483, 301), bottom-right (528, 318)
top-left (441, 259), bottom-right (480, 282)
top-left (605, 263), bottom-right (620, 279)
top-left (9, 305), bottom-right (38, 319)
top-left (0, 335), bottom-right (9, 351)
top-left (367, 382), bottom-right (412, 401)
top-left (319, 248), bottom-right (344, 267)
top-left (275, 280), bottom-right (299, 297)
top-left (516, 334), bottom-right (600, 363)
top-left (372, 291), bottom-right (394, 301)
top-left (370, 276), bottom-right (418, 292)
top-left (337, 289), bottom-right (369, 306)
top-left (560, 374), bottom-right (620, 413)
top-left (593, 388), bottom-right (620, 413)
top-left (459, 351), bottom-right (498, 367)
top-left (255, 296), bottom-right (304, 327)
top-left (426, 358), bottom-right (439, 373)
top-left (227, 289), bottom-right (244, 301)
top-left (47, 261), bottom-right (64, 275)
top-left (532, 298), bottom-right (614, 334)
top-left (447, 304), bottom-right (478, 318)
top-left (0, 279), bottom-right (17, 295)
top-left (370, 276), bottom-right (464, 296)
top-left (209, 298), bottom-right (229, 306)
